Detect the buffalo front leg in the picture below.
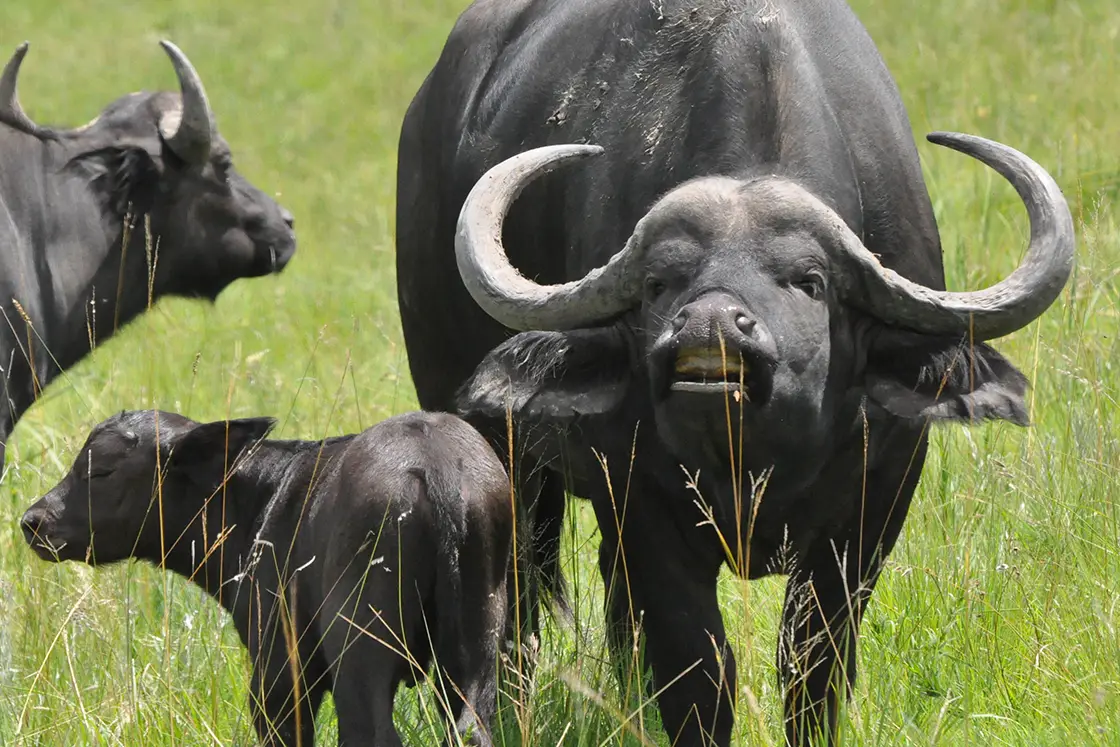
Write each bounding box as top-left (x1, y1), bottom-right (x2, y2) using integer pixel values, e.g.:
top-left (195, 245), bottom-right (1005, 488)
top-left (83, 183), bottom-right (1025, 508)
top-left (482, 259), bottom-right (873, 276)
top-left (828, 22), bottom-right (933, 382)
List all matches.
top-left (778, 545), bottom-right (869, 746)
top-left (595, 496), bottom-right (735, 747)
top-left (779, 433), bottom-right (925, 745)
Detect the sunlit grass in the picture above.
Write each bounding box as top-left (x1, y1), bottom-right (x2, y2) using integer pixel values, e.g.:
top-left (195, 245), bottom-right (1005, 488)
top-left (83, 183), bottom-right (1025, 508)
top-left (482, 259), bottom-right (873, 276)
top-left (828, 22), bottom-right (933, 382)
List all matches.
top-left (1, 0), bottom-right (1117, 744)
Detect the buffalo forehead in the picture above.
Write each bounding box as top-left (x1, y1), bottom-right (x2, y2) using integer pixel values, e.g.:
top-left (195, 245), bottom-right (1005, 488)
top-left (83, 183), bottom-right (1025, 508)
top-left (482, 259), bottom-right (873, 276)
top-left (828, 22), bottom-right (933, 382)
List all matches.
top-left (637, 178), bottom-right (749, 249)
top-left (84, 91), bottom-right (222, 144)
top-left (641, 177), bottom-right (828, 264)
top-left (89, 409), bottom-right (192, 447)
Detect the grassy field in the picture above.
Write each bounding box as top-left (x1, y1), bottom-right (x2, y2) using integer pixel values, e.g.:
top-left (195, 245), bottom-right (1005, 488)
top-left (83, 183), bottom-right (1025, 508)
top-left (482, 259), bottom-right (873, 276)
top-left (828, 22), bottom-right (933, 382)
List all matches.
top-left (1, 0), bottom-right (1118, 744)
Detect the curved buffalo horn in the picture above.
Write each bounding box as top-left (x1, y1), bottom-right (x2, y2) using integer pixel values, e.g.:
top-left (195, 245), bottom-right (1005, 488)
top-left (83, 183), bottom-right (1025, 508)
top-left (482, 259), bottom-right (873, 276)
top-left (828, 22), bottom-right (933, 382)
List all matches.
top-left (157, 40), bottom-right (214, 165)
top-left (0, 42), bottom-right (55, 139)
top-left (455, 143), bottom-right (656, 331)
top-left (770, 131), bottom-right (1075, 340)
top-left (458, 134), bottom-right (1074, 340)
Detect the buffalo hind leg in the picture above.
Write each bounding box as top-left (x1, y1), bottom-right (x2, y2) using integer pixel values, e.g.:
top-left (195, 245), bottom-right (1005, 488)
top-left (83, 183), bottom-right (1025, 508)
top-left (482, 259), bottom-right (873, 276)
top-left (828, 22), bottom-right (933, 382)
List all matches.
top-left (434, 512), bottom-right (509, 747)
top-left (326, 596), bottom-right (409, 747)
top-left (321, 561), bottom-right (424, 746)
top-left (434, 603), bottom-right (505, 746)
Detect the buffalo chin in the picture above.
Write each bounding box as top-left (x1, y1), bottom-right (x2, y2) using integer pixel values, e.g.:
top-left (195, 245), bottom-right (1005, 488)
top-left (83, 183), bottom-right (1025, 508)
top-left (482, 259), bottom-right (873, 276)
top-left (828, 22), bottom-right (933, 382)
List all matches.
top-left (27, 539), bottom-right (77, 562)
top-left (670, 380), bottom-right (744, 397)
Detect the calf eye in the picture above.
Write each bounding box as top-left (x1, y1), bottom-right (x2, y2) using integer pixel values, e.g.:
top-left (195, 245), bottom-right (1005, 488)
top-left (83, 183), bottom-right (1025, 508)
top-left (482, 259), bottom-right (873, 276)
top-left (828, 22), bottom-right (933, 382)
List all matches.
top-left (645, 277), bottom-right (667, 301)
top-left (87, 465), bottom-right (115, 480)
top-left (82, 453), bottom-right (115, 480)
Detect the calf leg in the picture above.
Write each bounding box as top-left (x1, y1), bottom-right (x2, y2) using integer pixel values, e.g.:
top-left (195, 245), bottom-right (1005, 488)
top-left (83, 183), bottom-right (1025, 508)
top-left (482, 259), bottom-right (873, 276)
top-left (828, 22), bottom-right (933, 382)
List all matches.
top-left (244, 579), bottom-right (328, 747)
top-left (436, 647), bottom-right (499, 746)
top-left (320, 562), bottom-right (428, 746)
top-left (331, 663), bottom-right (404, 747)
top-left (248, 651), bottom-right (326, 747)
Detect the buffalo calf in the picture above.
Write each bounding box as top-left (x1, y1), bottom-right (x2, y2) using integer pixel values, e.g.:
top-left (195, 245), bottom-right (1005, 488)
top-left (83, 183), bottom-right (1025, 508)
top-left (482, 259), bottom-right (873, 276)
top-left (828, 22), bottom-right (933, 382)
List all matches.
top-left (20, 409), bottom-right (512, 747)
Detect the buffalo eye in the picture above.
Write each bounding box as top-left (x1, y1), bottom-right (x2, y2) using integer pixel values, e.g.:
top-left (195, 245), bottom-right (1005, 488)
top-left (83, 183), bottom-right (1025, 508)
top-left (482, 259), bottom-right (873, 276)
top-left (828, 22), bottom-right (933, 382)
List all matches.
top-left (644, 277), bottom-right (667, 301)
top-left (792, 272), bottom-right (825, 300)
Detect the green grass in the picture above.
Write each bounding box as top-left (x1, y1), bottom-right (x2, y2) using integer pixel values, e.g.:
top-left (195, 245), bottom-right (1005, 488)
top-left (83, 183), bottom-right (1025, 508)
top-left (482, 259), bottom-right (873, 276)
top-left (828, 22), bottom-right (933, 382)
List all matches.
top-left (1, 0), bottom-right (1118, 744)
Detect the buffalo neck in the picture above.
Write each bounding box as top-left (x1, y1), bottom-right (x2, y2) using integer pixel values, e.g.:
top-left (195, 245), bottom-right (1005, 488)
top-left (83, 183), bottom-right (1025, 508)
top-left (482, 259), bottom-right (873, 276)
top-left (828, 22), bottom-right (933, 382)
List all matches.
top-left (3, 135), bottom-right (155, 376)
top-left (45, 143), bottom-right (156, 374)
top-left (158, 436), bottom-right (353, 625)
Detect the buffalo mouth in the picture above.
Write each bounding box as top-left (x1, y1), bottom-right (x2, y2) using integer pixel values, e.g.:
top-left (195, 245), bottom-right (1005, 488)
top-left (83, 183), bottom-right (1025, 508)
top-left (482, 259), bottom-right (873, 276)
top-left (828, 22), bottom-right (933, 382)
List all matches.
top-left (670, 347), bottom-right (753, 399)
top-left (266, 239), bottom-right (297, 275)
top-left (23, 530), bottom-right (70, 562)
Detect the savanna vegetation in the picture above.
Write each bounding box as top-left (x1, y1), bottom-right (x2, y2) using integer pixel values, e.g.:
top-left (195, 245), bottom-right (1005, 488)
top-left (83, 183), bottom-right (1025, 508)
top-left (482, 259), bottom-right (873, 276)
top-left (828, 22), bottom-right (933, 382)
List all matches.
top-left (0, 0), bottom-right (1117, 744)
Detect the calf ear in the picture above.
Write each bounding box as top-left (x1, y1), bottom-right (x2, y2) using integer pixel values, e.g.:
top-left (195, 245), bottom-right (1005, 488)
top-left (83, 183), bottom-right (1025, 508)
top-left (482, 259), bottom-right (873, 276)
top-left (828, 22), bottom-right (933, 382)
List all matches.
top-left (168, 417), bottom-right (277, 476)
top-left (458, 326), bottom-right (632, 423)
top-left (864, 330), bottom-right (1030, 425)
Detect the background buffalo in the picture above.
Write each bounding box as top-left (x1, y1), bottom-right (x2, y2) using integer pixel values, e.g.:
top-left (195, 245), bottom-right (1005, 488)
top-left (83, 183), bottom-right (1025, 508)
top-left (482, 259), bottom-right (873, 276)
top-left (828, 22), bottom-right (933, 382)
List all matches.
top-left (0, 40), bottom-right (295, 468)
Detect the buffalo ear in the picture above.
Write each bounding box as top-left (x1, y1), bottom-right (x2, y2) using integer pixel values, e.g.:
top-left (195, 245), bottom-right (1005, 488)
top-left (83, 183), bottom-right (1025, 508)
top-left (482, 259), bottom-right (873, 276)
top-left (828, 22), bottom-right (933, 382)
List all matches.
top-left (458, 326), bottom-right (633, 423)
top-left (67, 145), bottom-right (160, 217)
top-left (167, 417), bottom-right (277, 478)
top-left (864, 330), bottom-right (1029, 425)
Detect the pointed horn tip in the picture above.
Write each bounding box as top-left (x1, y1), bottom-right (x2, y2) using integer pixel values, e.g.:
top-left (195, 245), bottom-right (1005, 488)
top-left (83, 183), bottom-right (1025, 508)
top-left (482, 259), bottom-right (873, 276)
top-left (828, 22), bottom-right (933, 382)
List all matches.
top-left (568, 143), bottom-right (604, 157)
top-left (534, 143), bottom-right (604, 157)
top-left (505, 142), bottom-right (604, 164)
top-left (5, 42), bottom-right (30, 69)
top-left (158, 40), bottom-right (189, 63)
top-left (524, 142), bottom-right (605, 167)
top-left (925, 131), bottom-right (983, 151)
top-left (470, 143), bottom-right (605, 190)
top-left (925, 131), bottom-right (1047, 172)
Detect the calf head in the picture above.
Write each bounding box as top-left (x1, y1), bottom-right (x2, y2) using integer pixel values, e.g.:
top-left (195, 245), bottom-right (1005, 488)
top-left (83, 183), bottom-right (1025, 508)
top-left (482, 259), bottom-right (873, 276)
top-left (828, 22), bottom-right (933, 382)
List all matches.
top-left (0, 40), bottom-right (296, 301)
top-left (20, 410), bottom-right (274, 566)
top-left (456, 136), bottom-right (1073, 490)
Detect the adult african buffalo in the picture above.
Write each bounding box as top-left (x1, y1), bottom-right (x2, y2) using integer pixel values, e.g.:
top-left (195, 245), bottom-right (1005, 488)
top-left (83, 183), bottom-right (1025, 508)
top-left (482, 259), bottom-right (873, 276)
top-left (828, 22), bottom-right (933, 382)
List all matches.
top-left (0, 40), bottom-right (296, 469)
top-left (395, 1), bottom-right (1074, 745)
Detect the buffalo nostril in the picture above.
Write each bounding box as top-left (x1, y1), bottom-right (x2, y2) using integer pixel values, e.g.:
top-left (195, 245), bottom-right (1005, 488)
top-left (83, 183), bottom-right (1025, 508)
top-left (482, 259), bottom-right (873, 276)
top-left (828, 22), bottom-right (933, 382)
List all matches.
top-left (735, 313), bottom-right (756, 335)
top-left (20, 514), bottom-right (41, 538)
top-left (281, 209), bottom-right (295, 229)
top-left (672, 312), bottom-right (687, 333)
